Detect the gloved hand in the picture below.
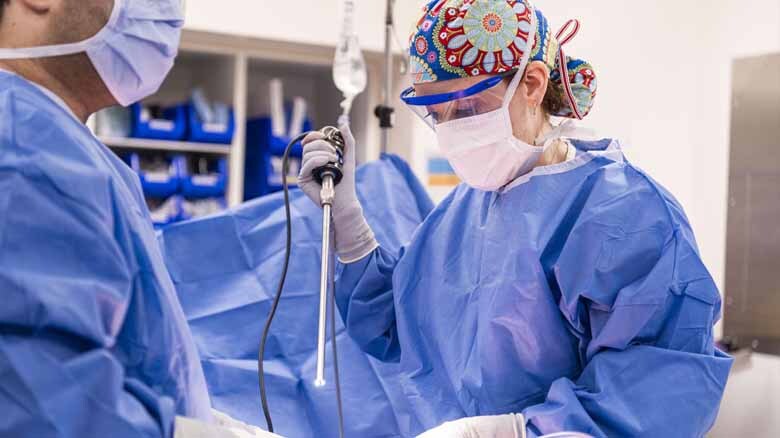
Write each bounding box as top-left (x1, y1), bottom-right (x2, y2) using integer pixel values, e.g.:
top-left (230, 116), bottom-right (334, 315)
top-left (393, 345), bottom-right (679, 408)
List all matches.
top-left (298, 119), bottom-right (379, 263)
top-left (416, 414), bottom-right (527, 438)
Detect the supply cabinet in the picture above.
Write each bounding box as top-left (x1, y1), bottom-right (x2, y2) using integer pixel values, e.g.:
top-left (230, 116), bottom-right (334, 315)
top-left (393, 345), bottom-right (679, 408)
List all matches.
top-left (89, 29), bottom-right (413, 226)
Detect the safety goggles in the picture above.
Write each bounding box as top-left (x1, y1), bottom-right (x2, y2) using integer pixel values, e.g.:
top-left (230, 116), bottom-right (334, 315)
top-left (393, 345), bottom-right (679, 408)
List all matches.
top-left (400, 69), bottom-right (517, 130)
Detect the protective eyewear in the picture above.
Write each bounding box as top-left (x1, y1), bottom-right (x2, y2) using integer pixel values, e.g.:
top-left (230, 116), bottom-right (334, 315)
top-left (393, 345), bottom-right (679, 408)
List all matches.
top-left (400, 69), bottom-right (517, 130)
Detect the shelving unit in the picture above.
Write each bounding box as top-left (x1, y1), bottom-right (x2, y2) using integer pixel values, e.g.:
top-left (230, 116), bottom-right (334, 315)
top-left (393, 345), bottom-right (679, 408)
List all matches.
top-left (101, 137), bottom-right (231, 155)
top-left (93, 29), bottom-right (414, 209)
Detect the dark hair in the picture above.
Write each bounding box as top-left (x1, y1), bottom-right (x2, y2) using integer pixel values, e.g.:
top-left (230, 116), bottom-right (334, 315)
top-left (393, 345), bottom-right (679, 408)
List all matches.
top-left (542, 80), bottom-right (567, 116)
top-left (0, 0), bottom-right (7, 21)
top-left (503, 75), bottom-right (568, 118)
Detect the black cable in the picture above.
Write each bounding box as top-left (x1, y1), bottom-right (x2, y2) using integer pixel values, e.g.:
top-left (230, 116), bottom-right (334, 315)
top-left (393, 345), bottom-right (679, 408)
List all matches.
top-left (330, 249), bottom-right (345, 438)
top-left (258, 132), bottom-right (310, 433)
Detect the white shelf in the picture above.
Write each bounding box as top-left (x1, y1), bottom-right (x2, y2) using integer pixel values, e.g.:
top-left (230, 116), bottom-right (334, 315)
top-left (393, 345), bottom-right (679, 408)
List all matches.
top-left (92, 30), bottom-right (410, 206)
top-left (101, 136), bottom-right (231, 155)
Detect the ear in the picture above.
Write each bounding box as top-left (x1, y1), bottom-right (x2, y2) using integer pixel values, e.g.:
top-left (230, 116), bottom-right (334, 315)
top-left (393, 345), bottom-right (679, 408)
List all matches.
top-left (17, 0), bottom-right (53, 14)
top-left (516, 61), bottom-right (549, 109)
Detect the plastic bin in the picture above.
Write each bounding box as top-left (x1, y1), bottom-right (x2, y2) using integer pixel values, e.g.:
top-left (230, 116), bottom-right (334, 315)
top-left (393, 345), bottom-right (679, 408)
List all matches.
top-left (130, 103), bottom-right (187, 141)
top-left (186, 104), bottom-right (235, 144)
top-left (244, 116), bottom-right (311, 200)
top-left (180, 155), bottom-right (228, 198)
top-left (125, 152), bottom-right (182, 198)
top-left (147, 196), bottom-right (182, 229)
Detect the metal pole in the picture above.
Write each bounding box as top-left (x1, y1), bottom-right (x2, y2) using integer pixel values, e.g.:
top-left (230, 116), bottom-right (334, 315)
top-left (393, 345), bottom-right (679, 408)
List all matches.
top-left (315, 177), bottom-right (335, 387)
top-left (380, 0), bottom-right (395, 154)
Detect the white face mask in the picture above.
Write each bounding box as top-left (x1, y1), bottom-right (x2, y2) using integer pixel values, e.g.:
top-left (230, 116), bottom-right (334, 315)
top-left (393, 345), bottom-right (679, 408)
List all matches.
top-left (435, 65), bottom-right (553, 192)
top-left (436, 110), bottom-right (548, 191)
top-left (0, 0), bottom-right (184, 107)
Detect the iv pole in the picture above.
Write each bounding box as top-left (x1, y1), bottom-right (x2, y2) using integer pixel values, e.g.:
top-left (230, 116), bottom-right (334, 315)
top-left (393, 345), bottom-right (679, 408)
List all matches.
top-left (375, 0), bottom-right (396, 155)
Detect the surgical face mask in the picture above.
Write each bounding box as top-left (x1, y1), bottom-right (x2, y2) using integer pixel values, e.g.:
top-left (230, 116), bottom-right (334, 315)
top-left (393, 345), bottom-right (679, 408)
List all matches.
top-left (435, 103), bottom-right (544, 192)
top-left (0, 0), bottom-right (184, 107)
top-left (435, 65), bottom-right (553, 192)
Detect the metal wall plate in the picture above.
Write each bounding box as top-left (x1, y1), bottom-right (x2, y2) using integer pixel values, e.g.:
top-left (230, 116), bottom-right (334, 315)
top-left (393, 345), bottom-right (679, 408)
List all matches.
top-left (723, 53), bottom-right (780, 356)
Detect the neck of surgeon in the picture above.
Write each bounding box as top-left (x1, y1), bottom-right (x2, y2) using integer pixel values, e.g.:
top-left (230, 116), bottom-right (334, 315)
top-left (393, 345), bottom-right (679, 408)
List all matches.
top-left (0, 0), bottom-right (117, 122)
top-left (0, 58), bottom-right (112, 122)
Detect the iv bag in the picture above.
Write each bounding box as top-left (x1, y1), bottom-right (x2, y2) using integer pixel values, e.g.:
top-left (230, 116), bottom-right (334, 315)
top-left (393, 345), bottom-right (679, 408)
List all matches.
top-left (333, 0), bottom-right (367, 114)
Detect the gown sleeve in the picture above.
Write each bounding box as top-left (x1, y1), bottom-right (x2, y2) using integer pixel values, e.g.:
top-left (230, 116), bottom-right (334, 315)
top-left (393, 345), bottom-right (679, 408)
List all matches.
top-left (335, 245), bottom-right (403, 362)
top-left (522, 167), bottom-right (733, 437)
top-left (332, 155), bottom-right (435, 364)
top-left (0, 168), bottom-right (175, 438)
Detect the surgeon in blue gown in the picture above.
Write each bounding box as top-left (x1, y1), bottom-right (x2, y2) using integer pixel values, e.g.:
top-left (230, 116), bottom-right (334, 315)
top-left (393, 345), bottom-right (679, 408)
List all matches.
top-left (0, 1), bottom-right (213, 437)
top-left (299, 1), bottom-right (733, 437)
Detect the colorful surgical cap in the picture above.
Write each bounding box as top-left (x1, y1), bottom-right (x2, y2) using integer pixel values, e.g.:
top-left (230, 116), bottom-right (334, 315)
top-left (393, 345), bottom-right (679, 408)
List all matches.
top-left (409, 0), bottom-right (598, 119)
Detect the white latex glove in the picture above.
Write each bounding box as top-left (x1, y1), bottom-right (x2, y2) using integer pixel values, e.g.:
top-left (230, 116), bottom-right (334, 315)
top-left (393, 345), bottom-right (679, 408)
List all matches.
top-left (174, 412), bottom-right (285, 438)
top-left (298, 119), bottom-right (378, 263)
top-left (416, 414), bottom-right (527, 438)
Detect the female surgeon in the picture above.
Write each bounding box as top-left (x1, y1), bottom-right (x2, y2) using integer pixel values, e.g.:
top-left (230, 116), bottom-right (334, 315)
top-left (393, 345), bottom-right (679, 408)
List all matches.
top-left (299, 1), bottom-right (732, 437)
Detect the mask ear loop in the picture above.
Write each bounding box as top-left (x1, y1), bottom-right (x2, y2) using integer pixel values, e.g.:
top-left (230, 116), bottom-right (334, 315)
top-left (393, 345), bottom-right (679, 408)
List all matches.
top-left (555, 19), bottom-right (584, 120)
top-left (502, 6), bottom-right (538, 109)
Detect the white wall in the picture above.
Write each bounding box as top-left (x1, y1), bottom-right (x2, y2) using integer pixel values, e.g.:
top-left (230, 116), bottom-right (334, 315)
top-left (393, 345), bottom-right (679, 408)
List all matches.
top-left (184, 0), bottom-right (422, 54)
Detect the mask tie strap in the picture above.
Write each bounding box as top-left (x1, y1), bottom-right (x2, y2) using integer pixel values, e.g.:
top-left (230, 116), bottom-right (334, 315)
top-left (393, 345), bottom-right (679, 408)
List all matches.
top-left (555, 19), bottom-right (584, 120)
top-left (502, 6), bottom-right (538, 109)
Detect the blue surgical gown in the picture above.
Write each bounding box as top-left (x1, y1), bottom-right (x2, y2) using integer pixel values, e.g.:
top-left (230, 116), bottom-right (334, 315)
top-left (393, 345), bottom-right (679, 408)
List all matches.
top-left (337, 139), bottom-right (733, 437)
top-left (0, 72), bottom-right (211, 437)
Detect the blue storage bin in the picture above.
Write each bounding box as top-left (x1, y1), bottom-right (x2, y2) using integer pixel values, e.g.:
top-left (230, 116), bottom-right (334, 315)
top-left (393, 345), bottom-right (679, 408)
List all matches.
top-left (125, 152), bottom-right (182, 198)
top-left (130, 103), bottom-right (187, 141)
top-left (244, 116), bottom-right (312, 200)
top-left (180, 155), bottom-right (228, 198)
top-left (180, 197), bottom-right (227, 221)
top-left (146, 196), bottom-right (182, 229)
top-left (186, 104), bottom-right (235, 144)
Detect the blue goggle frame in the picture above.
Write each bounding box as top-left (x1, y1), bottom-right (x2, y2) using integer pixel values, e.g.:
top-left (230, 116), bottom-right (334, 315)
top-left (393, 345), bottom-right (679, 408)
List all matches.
top-left (400, 69), bottom-right (517, 106)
